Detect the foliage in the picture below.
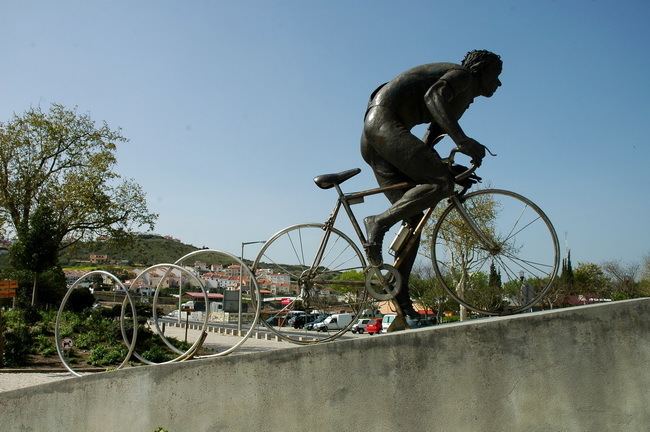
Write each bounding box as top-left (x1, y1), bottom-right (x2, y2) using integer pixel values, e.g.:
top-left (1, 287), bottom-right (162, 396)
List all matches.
top-left (2, 309), bottom-right (32, 366)
top-left (409, 264), bottom-right (452, 320)
top-left (141, 345), bottom-right (173, 363)
top-left (32, 333), bottom-right (57, 356)
top-left (9, 204), bottom-right (61, 305)
top-left (88, 344), bottom-right (127, 366)
top-left (488, 261), bottom-right (502, 288)
top-left (59, 234), bottom-right (199, 267)
top-left (0, 103), bottom-right (157, 249)
top-left (574, 262), bottom-right (609, 297)
top-left (67, 288), bottom-right (96, 312)
top-left (56, 306), bottom-right (188, 367)
top-left (602, 260), bottom-right (642, 300)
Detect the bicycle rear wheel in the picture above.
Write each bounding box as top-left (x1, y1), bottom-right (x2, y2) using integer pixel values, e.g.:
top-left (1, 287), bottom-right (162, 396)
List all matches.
top-left (431, 189), bottom-right (560, 315)
top-left (252, 223), bottom-right (368, 344)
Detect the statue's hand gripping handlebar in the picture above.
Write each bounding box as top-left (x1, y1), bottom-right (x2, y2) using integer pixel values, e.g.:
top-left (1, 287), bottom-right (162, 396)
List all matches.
top-left (445, 145), bottom-right (497, 182)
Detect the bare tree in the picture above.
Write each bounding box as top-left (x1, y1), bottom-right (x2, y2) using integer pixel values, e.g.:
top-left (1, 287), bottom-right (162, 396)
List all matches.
top-left (602, 260), bottom-right (640, 299)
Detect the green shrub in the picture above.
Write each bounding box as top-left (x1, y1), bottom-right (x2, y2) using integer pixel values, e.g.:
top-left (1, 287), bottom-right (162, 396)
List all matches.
top-left (3, 310), bottom-right (32, 366)
top-left (67, 288), bottom-right (95, 312)
top-left (88, 344), bottom-right (127, 366)
top-left (57, 311), bottom-right (84, 337)
top-left (142, 345), bottom-right (173, 363)
top-left (32, 334), bottom-right (56, 356)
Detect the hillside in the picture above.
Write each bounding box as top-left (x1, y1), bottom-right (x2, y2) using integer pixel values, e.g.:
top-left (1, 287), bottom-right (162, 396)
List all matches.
top-left (59, 234), bottom-right (201, 267)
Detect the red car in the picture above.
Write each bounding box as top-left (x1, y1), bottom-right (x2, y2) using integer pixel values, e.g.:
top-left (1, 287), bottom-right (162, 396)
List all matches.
top-left (365, 318), bottom-right (383, 335)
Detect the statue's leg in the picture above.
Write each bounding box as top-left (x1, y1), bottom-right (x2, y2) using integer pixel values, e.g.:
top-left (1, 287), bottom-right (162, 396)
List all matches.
top-left (364, 182), bottom-right (452, 265)
top-left (361, 106), bottom-right (451, 264)
top-left (393, 215), bottom-right (422, 317)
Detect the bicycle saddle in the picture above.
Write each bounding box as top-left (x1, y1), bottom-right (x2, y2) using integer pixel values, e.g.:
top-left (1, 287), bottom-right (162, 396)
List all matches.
top-left (313, 168), bottom-right (361, 189)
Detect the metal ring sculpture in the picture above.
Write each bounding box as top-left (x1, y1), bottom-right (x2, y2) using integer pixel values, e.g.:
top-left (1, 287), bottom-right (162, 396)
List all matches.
top-left (55, 271), bottom-right (138, 377)
top-left (57, 249), bottom-right (262, 374)
top-left (119, 263), bottom-right (209, 365)
top-left (155, 249), bottom-right (261, 358)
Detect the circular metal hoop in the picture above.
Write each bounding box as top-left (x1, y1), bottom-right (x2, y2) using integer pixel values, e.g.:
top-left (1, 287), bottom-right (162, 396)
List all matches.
top-left (160, 249), bottom-right (261, 358)
top-left (120, 263), bottom-right (209, 365)
top-left (55, 271), bottom-right (138, 377)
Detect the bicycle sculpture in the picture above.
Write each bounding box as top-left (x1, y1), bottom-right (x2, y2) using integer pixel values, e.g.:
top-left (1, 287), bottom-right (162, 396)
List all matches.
top-left (56, 147), bottom-right (559, 373)
top-left (56, 50), bottom-right (559, 371)
top-left (252, 147), bottom-right (560, 344)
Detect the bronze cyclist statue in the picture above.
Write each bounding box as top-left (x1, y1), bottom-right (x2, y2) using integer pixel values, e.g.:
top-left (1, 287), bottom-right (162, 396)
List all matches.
top-left (361, 49), bottom-right (503, 323)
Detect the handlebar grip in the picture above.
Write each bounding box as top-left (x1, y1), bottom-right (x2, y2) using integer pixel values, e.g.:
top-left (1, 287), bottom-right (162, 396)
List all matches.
top-left (448, 147), bottom-right (479, 182)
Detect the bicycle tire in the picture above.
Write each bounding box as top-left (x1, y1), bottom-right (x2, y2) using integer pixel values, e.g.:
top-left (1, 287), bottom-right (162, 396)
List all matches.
top-left (431, 189), bottom-right (560, 315)
top-left (252, 223), bottom-right (368, 344)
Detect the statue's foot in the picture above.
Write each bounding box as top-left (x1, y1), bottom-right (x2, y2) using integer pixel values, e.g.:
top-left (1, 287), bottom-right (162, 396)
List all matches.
top-left (364, 216), bottom-right (385, 266)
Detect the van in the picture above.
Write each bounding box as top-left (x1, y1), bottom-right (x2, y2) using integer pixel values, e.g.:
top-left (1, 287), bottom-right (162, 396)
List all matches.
top-left (314, 313), bottom-right (354, 332)
top-left (381, 314), bottom-right (397, 333)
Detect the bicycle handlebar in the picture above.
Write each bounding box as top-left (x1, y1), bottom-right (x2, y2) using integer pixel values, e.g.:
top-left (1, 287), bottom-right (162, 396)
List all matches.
top-left (446, 145), bottom-right (496, 182)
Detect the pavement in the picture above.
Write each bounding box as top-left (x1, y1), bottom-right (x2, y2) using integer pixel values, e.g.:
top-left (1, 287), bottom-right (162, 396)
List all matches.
top-left (0, 325), bottom-right (296, 393)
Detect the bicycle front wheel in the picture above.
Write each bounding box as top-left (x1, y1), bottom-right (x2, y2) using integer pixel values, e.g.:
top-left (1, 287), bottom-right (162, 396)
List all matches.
top-left (252, 223), bottom-right (368, 344)
top-left (431, 189), bottom-right (560, 315)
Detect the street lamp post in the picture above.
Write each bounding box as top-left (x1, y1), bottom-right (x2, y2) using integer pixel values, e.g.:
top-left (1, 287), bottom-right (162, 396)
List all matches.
top-left (238, 240), bottom-right (266, 335)
top-left (519, 270), bottom-right (532, 312)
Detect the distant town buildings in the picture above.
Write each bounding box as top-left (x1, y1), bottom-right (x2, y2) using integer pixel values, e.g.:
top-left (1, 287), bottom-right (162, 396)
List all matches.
top-left (89, 254), bottom-right (109, 264)
top-left (62, 256), bottom-right (295, 298)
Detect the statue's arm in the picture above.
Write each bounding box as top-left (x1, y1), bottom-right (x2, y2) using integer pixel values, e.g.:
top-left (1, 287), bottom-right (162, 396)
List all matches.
top-left (424, 74), bottom-right (470, 146)
top-left (424, 70), bottom-right (485, 163)
top-left (422, 124), bottom-right (445, 147)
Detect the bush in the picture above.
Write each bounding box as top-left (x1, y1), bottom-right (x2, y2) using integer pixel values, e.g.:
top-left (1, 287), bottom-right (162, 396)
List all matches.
top-left (2, 310), bottom-right (32, 366)
top-left (33, 333), bottom-right (56, 356)
top-left (141, 345), bottom-right (173, 363)
top-left (57, 311), bottom-right (84, 337)
top-left (68, 288), bottom-right (95, 312)
top-left (88, 344), bottom-right (127, 366)
top-left (36, 267), bottom-right (68, 307)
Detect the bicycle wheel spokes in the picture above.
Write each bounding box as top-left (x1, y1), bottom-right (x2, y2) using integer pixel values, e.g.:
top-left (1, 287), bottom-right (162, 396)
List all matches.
top-left (252, 223), bottom-right (368, 344)
top-left (432, 189), bottom-right (559, 315)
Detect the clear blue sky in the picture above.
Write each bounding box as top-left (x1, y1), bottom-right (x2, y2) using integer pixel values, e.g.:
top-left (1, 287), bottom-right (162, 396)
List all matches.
top-left (2, 0), bottom-right (648, 266)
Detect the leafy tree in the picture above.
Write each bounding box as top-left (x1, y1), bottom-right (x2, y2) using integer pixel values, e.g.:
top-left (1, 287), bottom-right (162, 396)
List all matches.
top-left (488, 261), bottom-right (502, 289)
top-left (573, 262), bottom-right (608, 298)
top-left (423, 190), bottom-right (498, 320)
top-left (562, 250), bottom-right (575, 286)
top-left (0, 104), bottom-right (157, 251)
top-left (9, 203), bottom-right (60, 305)
top-left (409, 264), bottom-right (452, 322)
top-left (545, 251), bottom-right (575, 308)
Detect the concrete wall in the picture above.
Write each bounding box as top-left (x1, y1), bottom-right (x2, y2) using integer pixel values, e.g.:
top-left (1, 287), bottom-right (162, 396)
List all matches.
top-left (1, 299), bottom-right (648, 432)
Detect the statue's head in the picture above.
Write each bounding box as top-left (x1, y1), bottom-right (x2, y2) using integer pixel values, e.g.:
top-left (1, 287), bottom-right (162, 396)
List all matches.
top-left (462, 50), bottom-right (502, 97)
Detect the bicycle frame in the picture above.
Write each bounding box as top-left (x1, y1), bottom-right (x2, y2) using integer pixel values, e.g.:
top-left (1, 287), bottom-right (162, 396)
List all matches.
top-left (310, 179), bottom-right (494, 276)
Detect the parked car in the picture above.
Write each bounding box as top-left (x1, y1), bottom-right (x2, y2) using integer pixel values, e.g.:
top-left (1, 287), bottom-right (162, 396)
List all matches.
top-left (365, 318), bottom-right (383, 335)
top-left (266, 310), bottom-right (305, 327)
top-left (305, 314), bottom-right (329, 330)
top-left (351, 318), bottom-right (372, 334)
top-left (287, 313), bottom-right (308, 328)
top-left (291, 313), bottom-right (324, 329)
top-left (313, 313), bottom-right (354, 332)
top-left (381, 314), bottom-right (397, 333)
